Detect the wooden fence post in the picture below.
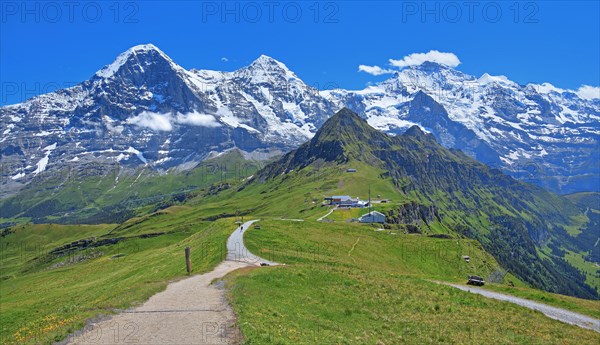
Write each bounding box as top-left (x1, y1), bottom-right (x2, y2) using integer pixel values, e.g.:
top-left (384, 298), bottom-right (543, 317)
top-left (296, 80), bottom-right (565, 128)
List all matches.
top-left (185, 247), bottom-right (191, 274)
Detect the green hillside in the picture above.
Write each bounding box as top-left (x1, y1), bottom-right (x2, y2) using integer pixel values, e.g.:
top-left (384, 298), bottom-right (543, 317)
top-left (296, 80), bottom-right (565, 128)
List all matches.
top-left (225, 220), bottom-right (600, 344)
top-left (2, 210), bottom-right (598, 344)
top-left (237, 109), bottom-right (598, 299)
top-left (0, 149), bottom-right (264, 224)
top-left (0, 208), bottom-right (235, 344)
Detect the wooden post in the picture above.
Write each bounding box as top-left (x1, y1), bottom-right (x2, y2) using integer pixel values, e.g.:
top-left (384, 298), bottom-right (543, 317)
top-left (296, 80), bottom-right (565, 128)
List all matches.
top-left (185, 247), bottom-right (191, 274)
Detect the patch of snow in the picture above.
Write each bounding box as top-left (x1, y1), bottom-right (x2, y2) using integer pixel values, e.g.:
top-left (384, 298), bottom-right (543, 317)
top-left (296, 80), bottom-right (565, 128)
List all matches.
top-left (125, 146), bottom-right (147, 164)
top-left (33, 156), bottom-right (50, 175)
top-left (34, 131), bottom-right (52, 137)
top-left (115, 153), bottom-right (128, 162)
top-left (11, 172), bottom-right (25, 180)
top-left (43, 143), bottom-right (57, 152)
top-left (3, 124), bottom-right (15, 135)
top-left (154, 157), bottom-right (172, 165)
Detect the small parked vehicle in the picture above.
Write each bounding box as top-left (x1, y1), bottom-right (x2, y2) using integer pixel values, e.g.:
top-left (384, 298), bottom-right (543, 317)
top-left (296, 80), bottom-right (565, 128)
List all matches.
top-left (260, 262), bottom-right (270, 267)
top-left (467, 275), bottom-right (485, 286)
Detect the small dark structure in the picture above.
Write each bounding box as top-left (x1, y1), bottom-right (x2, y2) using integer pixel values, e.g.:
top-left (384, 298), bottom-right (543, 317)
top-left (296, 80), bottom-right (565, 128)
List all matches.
top-left (254, 224), bottom-right (261, 229)
top-left (467, 275), bottom-right (485, 286)
top-left (260, 262), bottom-right (270, 267)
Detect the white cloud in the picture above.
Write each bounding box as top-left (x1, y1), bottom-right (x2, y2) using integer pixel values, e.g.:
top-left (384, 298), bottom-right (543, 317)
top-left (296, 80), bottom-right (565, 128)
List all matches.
top-left (577, 85), bottom-right (600, 100)
top-left (358, 65), bottom-right (395, 76)
top-left (389, 50), bottom-right (461, 68)
top-left (176, 112), bottom-right (221, 127)
top-left (127, 111), bottom-right (223, 131)
top-left (221, 57), bottom-right (229, 62)
top-left (126, 111), bottom-right (173, 131)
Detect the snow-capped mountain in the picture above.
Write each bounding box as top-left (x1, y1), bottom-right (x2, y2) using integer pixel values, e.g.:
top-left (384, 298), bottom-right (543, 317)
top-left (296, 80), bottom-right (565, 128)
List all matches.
top-left (1, 44), bottom-right (598, 195)
top-left (324, 62), bottom-right (600, 193)
top-left (0, 44), bottom-right (337, 196)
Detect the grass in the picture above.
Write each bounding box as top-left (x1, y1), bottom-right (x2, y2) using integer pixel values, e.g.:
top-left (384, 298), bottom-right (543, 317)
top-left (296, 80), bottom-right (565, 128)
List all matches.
top-left (242, 220), bottom-right (499, 280)
top-left (225, 219), bottom-right (600, 344)
top-left (325, 208), bottom-right (366, 221)
top-left (188, 161), bottom-right (413, 222)
top-left (563, 249), bottom-right (600, 292)
top-left (0, 208), bottom-right (237, 344)
top-left (229, 268), bottom-right (598, 344)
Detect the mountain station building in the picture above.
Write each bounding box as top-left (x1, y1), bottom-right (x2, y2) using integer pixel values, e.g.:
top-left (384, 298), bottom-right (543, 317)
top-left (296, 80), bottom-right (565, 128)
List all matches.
top-left (359, 211), bottom-right (386, 223)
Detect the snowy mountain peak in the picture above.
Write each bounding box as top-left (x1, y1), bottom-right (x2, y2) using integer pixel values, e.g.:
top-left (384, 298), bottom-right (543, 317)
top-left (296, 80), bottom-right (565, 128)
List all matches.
top-left (128, 43), bottom-right (163, 54)
top-left (252, 54), bottom-right (286, 67)
top-left (393, 60), bottom-right (473, 93)
top-left (240, 54), bottom-right (299, 81)
top-left (413, 60), bottom-right (451, 70)
top-left (95, 43), bottom-right (178, 79)
top-left (529, 82), bottom-right (566, 95)
top-left (478, 73), bottom-right (517, 87)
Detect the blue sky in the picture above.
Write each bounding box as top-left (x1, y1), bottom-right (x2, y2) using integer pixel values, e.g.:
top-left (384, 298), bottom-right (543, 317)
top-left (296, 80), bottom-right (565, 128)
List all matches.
top-left (1, 1), bottom-right (599, 105)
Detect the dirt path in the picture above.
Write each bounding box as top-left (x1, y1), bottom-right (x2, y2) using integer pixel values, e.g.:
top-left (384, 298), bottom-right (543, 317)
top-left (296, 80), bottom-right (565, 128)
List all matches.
top-left (442, 283), bottom-right (600, 333)
top-left (65, 220), bottom-right (269, 344)
top-left (227, 220), bottom-right (277, 265)
top-left (317, 206), bottom-right (336, 221)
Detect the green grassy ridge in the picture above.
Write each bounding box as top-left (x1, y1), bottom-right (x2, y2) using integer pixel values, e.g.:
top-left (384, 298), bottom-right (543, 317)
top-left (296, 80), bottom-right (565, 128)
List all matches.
top-left (244, 220), bottom-right (501, 280)
top-left (219, 155), bottom-right (597, 297)
top-left (241, 109), bottom-right (597, 299)
top-left (0, 150), bottom-right (263, 225)
top-left (228, 268), bottom-right (598, 345)
top-left (193, 149), bottom-right (597, 298)
top-left (0, 223), bottom-right (116, 278)
top-left (226, 219), bottom-right (599, 344)
top-left (0, 212), bottom-right (236, 344)
top-left (190, 159), bottom-right (436, 223)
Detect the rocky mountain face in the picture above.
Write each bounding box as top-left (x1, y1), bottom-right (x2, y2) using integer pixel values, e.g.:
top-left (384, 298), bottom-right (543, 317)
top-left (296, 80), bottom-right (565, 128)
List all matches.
top-left (1, 44), bottom-right (598, 196)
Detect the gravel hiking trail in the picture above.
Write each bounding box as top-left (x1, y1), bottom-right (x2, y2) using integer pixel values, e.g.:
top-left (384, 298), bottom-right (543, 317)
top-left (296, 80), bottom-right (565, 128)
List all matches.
top-left (65, 220), bottom-right (271, 344)
top-left (441, 282), bottom-right (600, 333)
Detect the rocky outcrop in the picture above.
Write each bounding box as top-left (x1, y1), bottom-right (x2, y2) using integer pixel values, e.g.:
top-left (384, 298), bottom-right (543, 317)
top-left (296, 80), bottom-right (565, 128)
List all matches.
top-left (385, 201), bottom-right (440, 226)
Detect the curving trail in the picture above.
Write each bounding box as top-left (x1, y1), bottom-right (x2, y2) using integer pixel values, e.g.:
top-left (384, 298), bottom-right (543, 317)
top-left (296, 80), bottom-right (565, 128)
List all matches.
top-left (227, 220), bottom-right (278, 265)
top-left (441, 282), bottom-right (600, 333)
top-left (65, 220), bottom-right (271, 344)
top-left (317, 205), bottom-right (337, 221)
